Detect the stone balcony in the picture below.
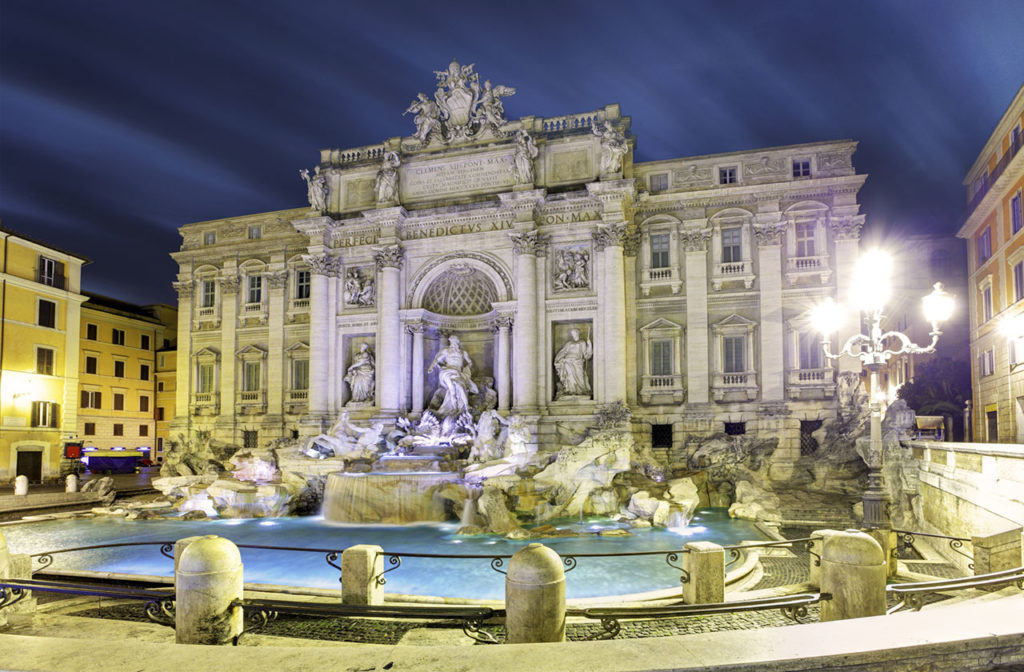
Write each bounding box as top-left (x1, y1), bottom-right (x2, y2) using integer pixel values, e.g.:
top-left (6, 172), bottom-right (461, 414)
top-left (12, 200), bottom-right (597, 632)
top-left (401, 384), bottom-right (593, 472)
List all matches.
top-left (785, 255), bottom-right (832, 285)
top-left (287, 298), bottom-right (310, 324)
top-left (640, 266), bottom-right (682, 296)
top-left (712, 260), bottom-right (755, 290)
top-left (286, 389), bottom-right (308, 413)
top-left (194, 305), bottom-right (219, 330)
top-left (239, 302), bottom-right (267, 326)
top-left (786, 367), bottom-right (836, 400)
top-left (639, 374), bottom-right (686, 404)
top-left (711, 372), bottom-right (758, 401)
top-left (192, 392), bottom-right (219, 415)
top-left (236, 390), bottom-right (266, 415)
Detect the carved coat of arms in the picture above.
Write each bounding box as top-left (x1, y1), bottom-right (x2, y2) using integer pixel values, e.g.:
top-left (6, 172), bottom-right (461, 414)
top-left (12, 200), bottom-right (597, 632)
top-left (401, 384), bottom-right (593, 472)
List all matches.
top-left (404, 60), bottom-right (516, 146)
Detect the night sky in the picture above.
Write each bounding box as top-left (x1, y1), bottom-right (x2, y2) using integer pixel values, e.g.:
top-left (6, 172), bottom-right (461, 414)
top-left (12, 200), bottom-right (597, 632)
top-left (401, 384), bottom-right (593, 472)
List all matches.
top-left (2, 0), bottom-right (1023, 305)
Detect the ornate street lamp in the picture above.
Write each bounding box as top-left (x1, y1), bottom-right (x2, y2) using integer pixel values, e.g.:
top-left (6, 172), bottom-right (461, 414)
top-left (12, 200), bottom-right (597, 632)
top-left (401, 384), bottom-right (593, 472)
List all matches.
top-left (812, 249), bottom-right (954, 529)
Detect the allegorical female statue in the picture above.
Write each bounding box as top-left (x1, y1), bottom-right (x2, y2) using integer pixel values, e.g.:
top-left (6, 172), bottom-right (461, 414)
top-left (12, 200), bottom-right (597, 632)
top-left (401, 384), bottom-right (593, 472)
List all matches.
top-left (300, 166), bottom-right (328, 213)
top-left (344, 343), bottom-right (375, 403)
top-left (513, 129), bottom-right (538, 184)
top-left (374, 151), bottom-right (401, 204)
top-left (553, 327), bottom-right (593, 399)
top-left (427, 335), bottom-right (478, 417)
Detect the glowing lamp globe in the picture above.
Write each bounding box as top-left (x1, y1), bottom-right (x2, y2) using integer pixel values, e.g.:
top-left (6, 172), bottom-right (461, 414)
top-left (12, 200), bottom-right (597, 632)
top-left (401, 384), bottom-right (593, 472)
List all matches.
top-left (850, 249), bottom-right (893, 313)
top-left (1000, 313), bottom-right (1024, 340)
top-left (922, 282), bottom-right (954, 324)
top-left (811, 297), bottom-right (845, 335)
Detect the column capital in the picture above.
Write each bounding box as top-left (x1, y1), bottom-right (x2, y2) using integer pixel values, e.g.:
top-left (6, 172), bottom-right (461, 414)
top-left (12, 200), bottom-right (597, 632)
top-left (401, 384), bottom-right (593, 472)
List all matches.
top-left (829, 214), bottom-right (865, 241)
top-left (509, 230), bottom-right (548, 256)
top-left (593, 222), bottom-right (629, 251)
top-left (404, 321), bottom-right (424, 335)
top-left (266, 270), bottom-right (289, 290)
top-left (622, 230), bottom-right (641, 257)
top-left (492, 315), bottom-right (514, 333)
top-left (302, 253), bottom-right (342, 277)
top-left (172, 280), bottom-right (193, 299)
top-left (753, 222), bottom-right (787, 247)
top-left (680, 227), bottom-right (712, 253)
top-left (373, 244), bottom-right (405, 270)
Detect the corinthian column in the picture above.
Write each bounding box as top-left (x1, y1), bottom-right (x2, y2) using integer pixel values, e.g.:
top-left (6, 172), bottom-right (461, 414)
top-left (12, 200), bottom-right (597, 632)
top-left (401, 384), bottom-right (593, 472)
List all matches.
top-left (302, 254), bottom-right (339, 419)
top-left (494, 316), bottom-right (513, 411)
top-left (407, 322), bottom-right (425, 413)
top-left (374, 244), bottom-right (405, 414)
top-left (594, 223), bottom-right (628, 403)
top-left (510, 231), bottom-right (544, 411)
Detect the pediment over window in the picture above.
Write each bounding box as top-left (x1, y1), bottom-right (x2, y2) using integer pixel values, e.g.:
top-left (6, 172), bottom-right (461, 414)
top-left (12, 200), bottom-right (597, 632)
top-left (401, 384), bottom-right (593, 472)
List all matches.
top-left (712, 314), bottom-right (757, 333)
top-left (192, 346), bottom-right (220, 360)
top-left (284, 342), bottom-right (309, 354)
top-left (236, 344), bottom-right (268, 357)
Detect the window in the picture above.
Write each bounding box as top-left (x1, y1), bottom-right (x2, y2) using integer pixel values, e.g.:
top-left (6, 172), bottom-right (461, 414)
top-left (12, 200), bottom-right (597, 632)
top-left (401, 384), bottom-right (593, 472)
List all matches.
top-left (1013, 125), bottom-right (1023, 150)
top-left (247, 275), bottom-right (262, 304)
top-left (31, 401), bottom-right (59, 428)
top-left (139, 396), bottom-right (150, 412)
top-left (197, 363), bottom-right (214, 393)
top-left (140, 364), bottom-right (150, 380)
top-left (1015, 262), bottom-right (1024, 303)
top-left (243, 430), bottom-right (258, 449)
top-left (85, 356), bottom-right (98, 374)
top-left (159, 355), bottom-right (165, 368)
top-left (80, 391), bottom-right (101, 409)
top-left (113, 423), bottom-right (124, 436)
top-left (38, 256), bottom-right (65, 288)
top-left (112, 329), bottom-right (125, 346)
top-left (243, 361), bottom-right (261, 391)
top-left (719, 167), bottom-right (737, 185)
top-left (800, 420), bottom-right (823, 455)
top-left (247, 225), bottom-right (261, 240)
top-left (977, 228), bottom-right (992, 264)
top-left (157, 407), bottom-right (165, 421)
top-left (291, 359), bottom-right (309, 390)
top-left (792, 160), bottom-right (811, 178)
top-left (650, 339), bottom-right (673, 376)
top-left (1011, 336), bottom-right (1024, 367)
top-left (795, 221), bottom-right (816, 257)
top-left (649, 173), bottom-right (668, 192)
top-left (139, 425), bottom-right (149, 437)
top-left (1013, 191), bottom-right (1023, 236)
top-left (295, 270), bottom-right (311, 300)
top-left (140, 334), bottom-right (150, 350)
top-left (723, 336), bottom-right (746, 373)
top-left (983, 286), bottom-right (993, 322)
top-left (650, 233), bottom-right (670, 269)
top-left (84, 422), bottom-right (96, 436)
top-left (201, 280), bottom-right (216, 308)
top-left (980, 349), bottom-right (996, 377)
top-left (113, 393), bottom-right (125, 410)
top-left (651, 424), bottom-right (672, 448)
top-left (38, 299), bottom-right (56, 328)
top-left (204, 232), bottom-right (216, 246)
top-left (721, 227), bottom-right (742, 263)
top-left (157, 381), bottom-right (164, 392)
top-left (114, 360), bottom-right (125, 378)
top-left (86, 323), bottom-right (98, 340)
top-left (36, 347), bottom-right (55, 375)
top-left (798, 331), bottom-right (822, 369)
top-left (724, 422), bottom-right (746, 435)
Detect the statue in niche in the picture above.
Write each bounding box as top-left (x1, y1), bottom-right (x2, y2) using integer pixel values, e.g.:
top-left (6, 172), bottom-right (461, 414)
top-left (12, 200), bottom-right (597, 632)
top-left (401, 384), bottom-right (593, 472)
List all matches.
top-left (592, 121), bottom-right (628, 175)
top-left (374, 151), bottom-right (401, 204)
top-left (404, 92), bottom-right (441, 144)
top-left (552, 249), bottom-right (590, 291)
top-left (344, 343), bottom-right (375, 404)
top-left (427, 335), bottom-right (478, 418)
top-left (554, 327), bottom-right (593, 399)
top-left (300, 166), bottom-right (328, 213)
top-left (343, 268), bottom-right (375, 307)
top-left (513, 129), bottom-right (538, 184)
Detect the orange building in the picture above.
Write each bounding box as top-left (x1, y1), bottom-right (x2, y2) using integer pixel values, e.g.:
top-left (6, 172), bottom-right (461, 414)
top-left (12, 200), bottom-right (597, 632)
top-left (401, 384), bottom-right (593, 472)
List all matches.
top-left (958, 84), bottom-right (1024, 442)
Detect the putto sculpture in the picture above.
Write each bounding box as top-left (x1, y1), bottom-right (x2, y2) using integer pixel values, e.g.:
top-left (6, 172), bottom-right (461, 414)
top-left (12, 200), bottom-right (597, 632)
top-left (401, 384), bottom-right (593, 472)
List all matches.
top-left (404, 60), bottom-right (516, 146)
top-left (343, 268), bottom-right (375, 307)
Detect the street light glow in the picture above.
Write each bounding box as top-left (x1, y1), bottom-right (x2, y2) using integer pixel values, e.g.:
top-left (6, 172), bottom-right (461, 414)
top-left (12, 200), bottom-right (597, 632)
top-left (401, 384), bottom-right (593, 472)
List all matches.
top-left (922, 282), bottom-right (955, 325)
top-left (811, 297), bottom-right (845, 335)
top-left (850, 249), bottom-right (893, 314)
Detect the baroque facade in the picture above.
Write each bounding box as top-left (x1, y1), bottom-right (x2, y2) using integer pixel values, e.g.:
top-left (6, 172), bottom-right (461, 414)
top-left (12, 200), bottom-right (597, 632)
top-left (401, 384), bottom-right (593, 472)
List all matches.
top-left (958, 84), bottom-right (1024, 442)
top-left (171, 61), bottom-right (867, 473)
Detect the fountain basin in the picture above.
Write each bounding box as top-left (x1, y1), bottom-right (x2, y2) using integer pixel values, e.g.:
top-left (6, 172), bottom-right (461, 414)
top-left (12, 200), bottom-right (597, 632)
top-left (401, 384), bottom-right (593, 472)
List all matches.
top-left (323, 471), bottom-right (463, 523)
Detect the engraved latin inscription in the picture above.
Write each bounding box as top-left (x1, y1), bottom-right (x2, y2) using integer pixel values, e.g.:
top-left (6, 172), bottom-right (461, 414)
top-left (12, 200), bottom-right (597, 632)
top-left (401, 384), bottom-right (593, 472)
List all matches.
top-left (402, 154), bottom-right (515, 200)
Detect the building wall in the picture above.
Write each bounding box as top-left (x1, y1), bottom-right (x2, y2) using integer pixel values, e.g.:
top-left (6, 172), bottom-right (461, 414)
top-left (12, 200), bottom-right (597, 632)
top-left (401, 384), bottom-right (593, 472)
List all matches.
top-left (155, 347), bottom-right (176, 463)
top-left (0, 228), bottom-right (87, 481)
top-left (959, 84), bottom-right (1024, 442)
top-left (170, 101), bottom-right (866, 474)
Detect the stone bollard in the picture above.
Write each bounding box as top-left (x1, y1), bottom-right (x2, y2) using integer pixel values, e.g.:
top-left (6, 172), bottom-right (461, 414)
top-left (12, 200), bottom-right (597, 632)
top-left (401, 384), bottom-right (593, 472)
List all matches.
top-left (14, 475), bottom-right (28, 496)
top-left (174, 535), bottom-right (213, 591)
top-left (341, 544), bottom-right (384, 606)
top-left (820, 529), bottom-right (886, 622)
top-left (505, 543), bottom-right (565, 643)
top-left (972, 527), bottom-right (1023, 588)
top-left (863, 528), bottom-right (898, 578)
top-left (808, 530), bottom-right (841, 589)
top-left (65, 474), bottom-right (78, 493)
top-left (175, 536), bottom-right (243, 645)
top-left (682, 541), bottom-right (724, 604)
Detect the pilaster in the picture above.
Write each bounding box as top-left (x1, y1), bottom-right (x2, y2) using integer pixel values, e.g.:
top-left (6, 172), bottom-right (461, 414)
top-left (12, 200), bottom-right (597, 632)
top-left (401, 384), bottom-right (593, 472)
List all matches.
top-left (266, 268), bottom-right (288, 420)
top-left (172, 279), bottom-right (193, 430)
top-left (374, 243), bottom-right (405, 415)
top-left (218, 269), bottom-right (239, 441)
top-left (510, 230), bottom-right (545, 412)
top-left (830, 213), bottom-right (864, 377)
top-left (682, 225), bottom-right (712, 404)
top-left (302, 253), bottom-right (340, 428)
top-left (753, 214), bottom-right (786, 401)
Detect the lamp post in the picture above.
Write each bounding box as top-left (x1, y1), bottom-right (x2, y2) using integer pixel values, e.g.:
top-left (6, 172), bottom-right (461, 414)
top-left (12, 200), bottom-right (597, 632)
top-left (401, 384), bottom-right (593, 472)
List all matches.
top-left (812, 249), bottom-right (954, 529)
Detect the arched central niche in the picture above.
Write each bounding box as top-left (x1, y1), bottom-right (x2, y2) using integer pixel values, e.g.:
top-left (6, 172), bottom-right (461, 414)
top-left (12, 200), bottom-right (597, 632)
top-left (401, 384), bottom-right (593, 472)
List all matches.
top-left (421, 264), bottom-right (497, 316)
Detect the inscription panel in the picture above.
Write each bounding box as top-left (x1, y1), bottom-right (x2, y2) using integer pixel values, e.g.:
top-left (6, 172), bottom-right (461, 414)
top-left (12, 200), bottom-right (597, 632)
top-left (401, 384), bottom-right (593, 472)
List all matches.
top-left (345, 178), bottom-right (375, 208)
top-left (551, 149), bottom-right (590, 183)
top-left (401, 153), bottom-right (515, 201)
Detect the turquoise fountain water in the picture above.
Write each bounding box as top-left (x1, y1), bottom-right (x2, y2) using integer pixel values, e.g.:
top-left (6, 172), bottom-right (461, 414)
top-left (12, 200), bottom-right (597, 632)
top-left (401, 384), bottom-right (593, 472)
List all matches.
top-left (3, 508), bottom-right (764, 600)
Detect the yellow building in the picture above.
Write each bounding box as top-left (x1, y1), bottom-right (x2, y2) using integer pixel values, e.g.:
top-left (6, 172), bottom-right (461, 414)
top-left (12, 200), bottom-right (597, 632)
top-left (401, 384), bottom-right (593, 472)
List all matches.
top-left (0, 225), bottom-right (89, 482)
top-left (155, 346), bottom-right (176, 463)
top-left (958, 83), bottom-right (1024, 442)
top-left (78, 295), bottom-right (175, 457)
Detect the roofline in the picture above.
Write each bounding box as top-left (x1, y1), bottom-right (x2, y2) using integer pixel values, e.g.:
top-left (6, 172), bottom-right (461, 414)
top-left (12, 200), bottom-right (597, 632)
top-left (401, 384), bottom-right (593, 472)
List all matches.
top-left (635, 139), bottom-right (858, 169)
top-left (0, 224), bottom-right (91, 263)
top-left (962, 82), bottom-right (1024, 185)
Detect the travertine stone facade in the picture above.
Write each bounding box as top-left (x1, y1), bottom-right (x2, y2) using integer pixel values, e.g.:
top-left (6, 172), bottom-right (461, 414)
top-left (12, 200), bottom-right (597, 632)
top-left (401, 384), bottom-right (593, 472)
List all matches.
top-left (171, 62), bottom-right (866, 467)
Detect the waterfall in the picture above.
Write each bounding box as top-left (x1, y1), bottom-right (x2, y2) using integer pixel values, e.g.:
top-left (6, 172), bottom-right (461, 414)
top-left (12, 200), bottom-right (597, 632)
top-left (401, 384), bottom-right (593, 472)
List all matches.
top-left (323, 472), bottom-right (461, 524)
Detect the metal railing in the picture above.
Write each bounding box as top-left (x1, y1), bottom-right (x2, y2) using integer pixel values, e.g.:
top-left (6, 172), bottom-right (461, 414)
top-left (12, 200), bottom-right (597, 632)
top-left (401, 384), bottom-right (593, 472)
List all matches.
top-left (721, 537), bottom-right (820, 565)
top-left (892, 529), bottom-right (974, 569)
top-left (886, 565), bottom-right (1024, 614)
top-left (0, 576), bottom-right (175, 626)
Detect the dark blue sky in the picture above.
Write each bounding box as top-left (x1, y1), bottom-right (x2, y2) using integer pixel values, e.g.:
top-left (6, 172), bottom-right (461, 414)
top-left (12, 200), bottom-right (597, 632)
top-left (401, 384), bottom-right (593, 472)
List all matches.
top-left (2, 0), bottom-right (1023, 305)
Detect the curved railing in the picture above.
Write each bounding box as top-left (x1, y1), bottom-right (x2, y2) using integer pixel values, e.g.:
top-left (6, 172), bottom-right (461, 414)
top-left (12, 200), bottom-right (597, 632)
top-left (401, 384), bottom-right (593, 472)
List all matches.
top-left (892, 529), bottom-right (974, 569)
